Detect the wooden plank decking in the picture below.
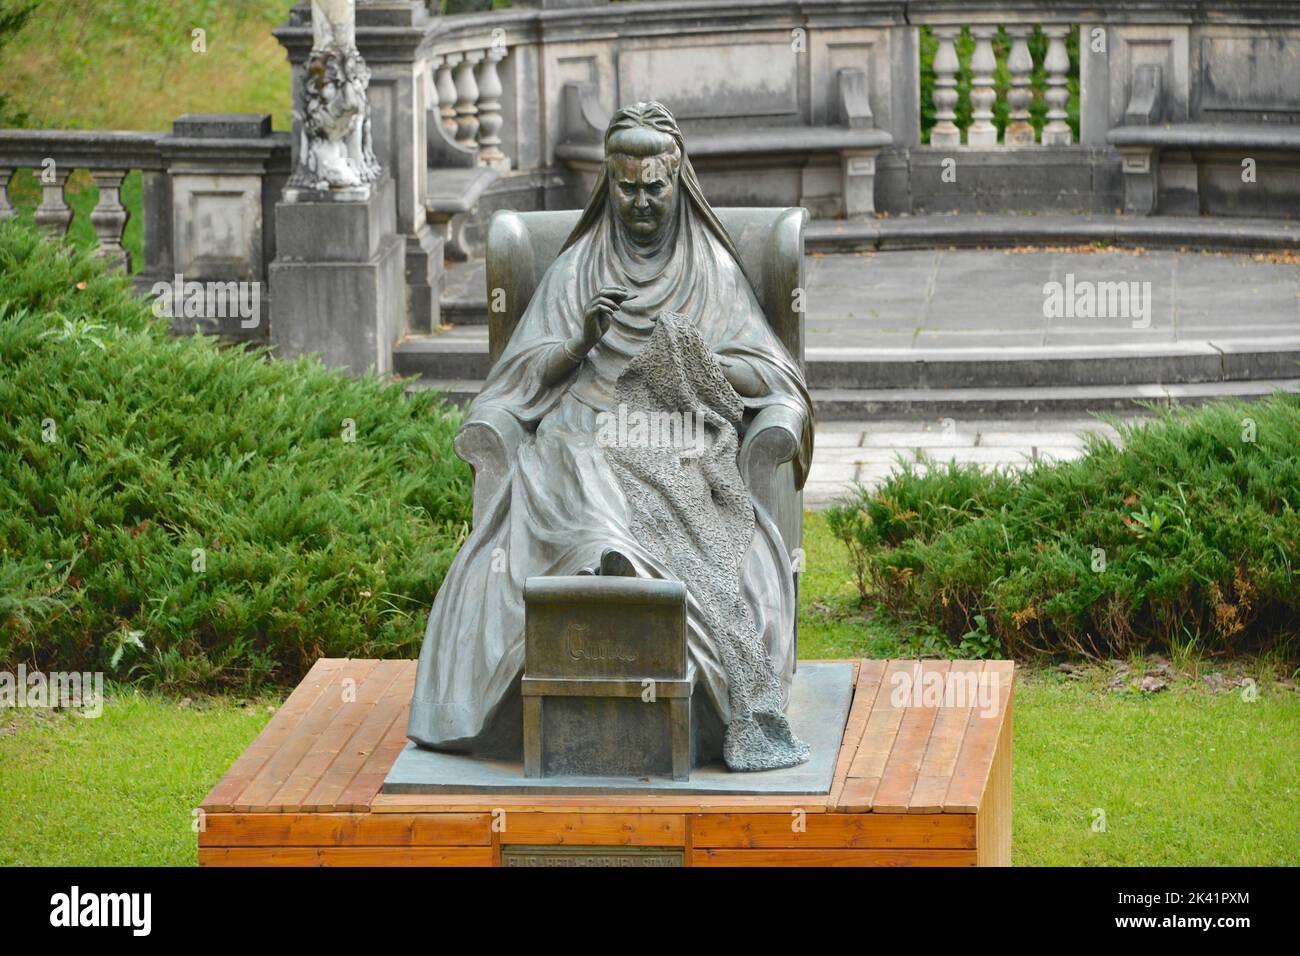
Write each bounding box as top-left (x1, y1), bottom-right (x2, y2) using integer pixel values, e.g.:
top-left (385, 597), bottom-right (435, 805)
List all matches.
top-left (200, 657), bottom-right (1013, 866)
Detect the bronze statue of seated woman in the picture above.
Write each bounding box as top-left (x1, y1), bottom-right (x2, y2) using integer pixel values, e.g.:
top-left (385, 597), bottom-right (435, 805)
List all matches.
top-left (407, 102), bottom-right (815, 773)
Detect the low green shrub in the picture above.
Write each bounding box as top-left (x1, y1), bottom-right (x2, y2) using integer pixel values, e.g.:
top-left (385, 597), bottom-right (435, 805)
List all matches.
top-left (827, 401), bottom-right (1300, 660)
top-left (0, 221), bottom-right (471, 689)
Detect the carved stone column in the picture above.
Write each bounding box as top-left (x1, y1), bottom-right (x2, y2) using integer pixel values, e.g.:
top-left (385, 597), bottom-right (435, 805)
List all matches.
top-left (285, 0), bottom-right (382, 198)
top-left (967, 26), bottom-right (998, 146)
top-left (453, 52), bottom-right (482, 150)
top-left (34, 166), bottom-right (73, 239)
top-left (272, 0), bottom-right (405, 373)
top-left (0, 168), bottom-right (15, 221)
top-left (1005, 26), bottom-right (1035, 146)
top-left (434, 56), bottom-right (460, 138)
top-left (475, 47), bottom-right (510, 170)
top-left (351, 1), bottom-right (441, 331)
top-left (1042, 26), bottom-right (1073, 146)
top-left (89, 170), bottom-right (131, 271)
top-left (930, 27), bottom-right (962, 148)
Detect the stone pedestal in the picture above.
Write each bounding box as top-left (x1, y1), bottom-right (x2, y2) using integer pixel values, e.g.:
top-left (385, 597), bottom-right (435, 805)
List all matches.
top-left (521, 576), bottom-right (692, 782)
top-left (276, 0), bottom-right (441, 333)
top-left (269, 175), bottom-right (405, 374)
top-left (153, 113), bottom-right (291, 340)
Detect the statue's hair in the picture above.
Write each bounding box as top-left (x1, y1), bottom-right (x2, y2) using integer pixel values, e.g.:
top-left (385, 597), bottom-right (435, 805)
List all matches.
top-left (604, 102), bottom-right (682, 172)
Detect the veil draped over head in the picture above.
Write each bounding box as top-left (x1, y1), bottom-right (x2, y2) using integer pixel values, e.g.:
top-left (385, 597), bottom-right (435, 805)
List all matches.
top-left (559, 102), bottom-right (744, 265)
top-left (468, 100), bottom-right (814, 487)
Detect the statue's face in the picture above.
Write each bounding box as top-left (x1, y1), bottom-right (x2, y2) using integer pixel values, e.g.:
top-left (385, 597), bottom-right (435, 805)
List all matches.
top-left (610, 153), bottom-right (676, 240)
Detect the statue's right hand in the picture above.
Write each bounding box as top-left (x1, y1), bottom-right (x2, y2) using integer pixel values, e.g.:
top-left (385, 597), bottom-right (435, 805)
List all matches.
top-left (580, 285), bottom-right (636, 350)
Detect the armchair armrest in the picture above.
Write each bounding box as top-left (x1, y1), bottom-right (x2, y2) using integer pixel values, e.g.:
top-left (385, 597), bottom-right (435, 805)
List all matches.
top-left (454, 404), bottom-right (527, 526)
top-left (739, 404), bottom-right (801, 479)
top-left (738, 404), bottom-right (804, 549)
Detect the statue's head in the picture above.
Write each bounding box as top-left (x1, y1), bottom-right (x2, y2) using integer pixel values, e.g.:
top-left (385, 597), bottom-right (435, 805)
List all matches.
top-left (603, 102), bottom-right (682, 241)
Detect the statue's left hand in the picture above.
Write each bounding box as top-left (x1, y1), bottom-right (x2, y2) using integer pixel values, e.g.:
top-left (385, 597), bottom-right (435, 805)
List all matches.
top-left (716, 354), bottom-right (766, 397)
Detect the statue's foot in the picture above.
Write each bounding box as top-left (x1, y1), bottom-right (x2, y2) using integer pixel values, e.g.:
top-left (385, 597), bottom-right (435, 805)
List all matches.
top-left (599, 547), bottom-right (637, 577)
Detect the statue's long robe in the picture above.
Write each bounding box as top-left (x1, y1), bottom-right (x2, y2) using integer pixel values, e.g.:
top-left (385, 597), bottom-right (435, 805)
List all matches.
top-left (407, 182), bottom-right (814, 765)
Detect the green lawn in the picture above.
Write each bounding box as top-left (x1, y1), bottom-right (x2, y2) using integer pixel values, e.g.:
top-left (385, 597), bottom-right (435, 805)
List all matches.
top-left (2, 513), bottom-right (1296, 867)
top-left (0, 692), bottom-right (273, 866)
top-left (1015, 674), bottom-right (1299, 865)
top-left (799, 511), bottom-right (949, 660)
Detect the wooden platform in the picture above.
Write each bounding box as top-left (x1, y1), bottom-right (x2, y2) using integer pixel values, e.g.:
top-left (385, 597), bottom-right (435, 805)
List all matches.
top-left (199, 658), bottom-right (1014, 867)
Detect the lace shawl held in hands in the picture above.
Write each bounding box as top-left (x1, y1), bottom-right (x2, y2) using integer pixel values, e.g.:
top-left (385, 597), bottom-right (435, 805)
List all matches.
top-left (605, 312), bottom-right (810, 772)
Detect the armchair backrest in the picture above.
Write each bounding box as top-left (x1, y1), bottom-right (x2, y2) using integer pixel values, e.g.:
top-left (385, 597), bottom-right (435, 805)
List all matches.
top-left (484, 207), bottom-right (808, 369)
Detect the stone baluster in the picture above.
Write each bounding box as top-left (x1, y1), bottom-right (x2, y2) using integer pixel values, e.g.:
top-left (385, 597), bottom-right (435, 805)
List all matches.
top-left (0, 167), bottom-right (15, 221)
top-left (434, 55), bottom-right (459, 138)
top-left (89, 170), bottom-right (131, 271)
top-left (452, 51), bottom-right (482, 150)
top-left (1005, 26), bottom-right (1036, 145)
top-left (1042, 26), bottom-right (1073, 146)
top-left (930, 26), bottom-right (961, 147)
top-left (967, 26), bottom-right (998, 145)
top-left (34, 165), bottom-right (73, 239)
top-left (475, 46), bottom-right (510, 170)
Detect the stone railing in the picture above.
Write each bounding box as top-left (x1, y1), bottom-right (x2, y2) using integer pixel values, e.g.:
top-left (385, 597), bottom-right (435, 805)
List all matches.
top-left (0, 116), bottom-right (291, 338)
top-left (427, 33), bottom-right (513, 172)
top-left (396, 0), bottom-right (1298, 216)
top-left (0, 130), bottom-right (164, 273)
top-left (917, 20), bottom-right (1077, 147)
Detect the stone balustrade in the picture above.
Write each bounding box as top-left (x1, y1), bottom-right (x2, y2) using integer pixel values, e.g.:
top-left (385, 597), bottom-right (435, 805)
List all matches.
top-left (921, 20), bottom-right (1077, 147)
top-left (0, 116), bottom-right (290, 339)
top-left (254, 1), bottom-right (1300, 239)
top-left (0, 130), bottom-right (163, 273)
top-left (2, 0), bottom-right (1297, 375)
top-left (429, 39), bottom-right (513, 172)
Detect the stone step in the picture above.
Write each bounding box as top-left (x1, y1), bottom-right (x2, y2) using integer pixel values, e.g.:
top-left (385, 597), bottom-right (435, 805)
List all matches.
top-left (809, 379), bottom-right (1299, 419)
top-left (394, 334), bottom-right (1300, 389)
top-left (394, 335), bottom-right (490, 379)
top-left (405, 376), bottom-right (1299, 419)
top-left (404, 378), bottom-right (483, 406)
top-left (805, 212), bottom-right (1300, 253)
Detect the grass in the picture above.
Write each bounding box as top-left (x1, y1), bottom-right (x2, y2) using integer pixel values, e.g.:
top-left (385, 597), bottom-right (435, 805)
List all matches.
top-left (1014, 671), bottom-right (1299, 865)
top-left (0, 0), bottom-right (292, 131)
top-left (0, 691), bottom-right (275, 866)
top-left (799, 512), bottom-right (945, 660)
top-left (2, 513), bottom-right (1295, 867)
top-left (0, 0), bottom-right (292, 273)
